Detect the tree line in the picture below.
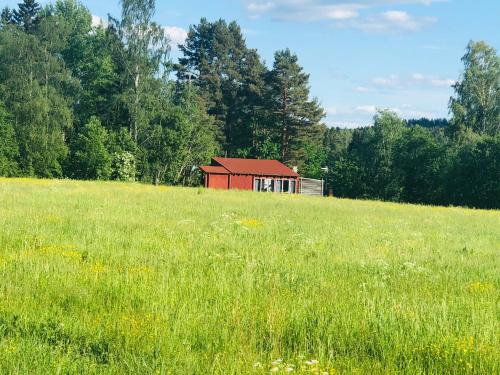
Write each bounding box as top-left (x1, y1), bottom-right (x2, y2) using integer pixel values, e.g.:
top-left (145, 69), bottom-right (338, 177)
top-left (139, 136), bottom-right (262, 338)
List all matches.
top-left (321, 40), bottom-right (499, 209)
top-left (0, 0), bottom-right (498, 208)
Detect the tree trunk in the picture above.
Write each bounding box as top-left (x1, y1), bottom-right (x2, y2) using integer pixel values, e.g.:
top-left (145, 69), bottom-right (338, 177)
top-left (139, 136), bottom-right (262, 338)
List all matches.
top-left (281, 87), bottom-right (288, 161)
top-left (133, 65), bottom-right (140, 142)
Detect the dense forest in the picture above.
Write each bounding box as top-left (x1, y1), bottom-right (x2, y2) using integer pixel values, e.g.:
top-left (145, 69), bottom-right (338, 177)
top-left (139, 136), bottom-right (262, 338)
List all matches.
top-left (0, 0), bottom-right (499, 208)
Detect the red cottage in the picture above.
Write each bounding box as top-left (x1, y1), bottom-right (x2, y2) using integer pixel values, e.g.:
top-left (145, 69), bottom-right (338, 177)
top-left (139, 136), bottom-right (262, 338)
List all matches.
top-left (200, 157), bottom-right (300, 193)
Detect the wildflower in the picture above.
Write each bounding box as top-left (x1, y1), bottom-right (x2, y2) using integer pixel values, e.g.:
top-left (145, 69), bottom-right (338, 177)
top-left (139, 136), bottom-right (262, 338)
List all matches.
top-left (89, 261), bottom-right (106, 275)
top-left (270, 367), bottom-right (279, 373)
top-left (467, 282), bottom-right (493, 292)
top-left (305, 360), bottom-right (319, 365)
top-left (240, 219), bottom-right (263, 228)
top-left (128, 266), bottom-right (153, 275)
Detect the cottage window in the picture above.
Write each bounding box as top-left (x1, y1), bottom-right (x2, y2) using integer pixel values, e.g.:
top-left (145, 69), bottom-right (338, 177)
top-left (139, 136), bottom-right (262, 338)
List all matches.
top-left (262, 178), bottom-right (272, 192)
top-left (283, 180), bottom-right (289, 193)
top-left (254, 178), bottom-right (261, 192)
top-left (253, 177), bottom-right (296, 193)
top-left (276, 179), bottom-right (282, 193)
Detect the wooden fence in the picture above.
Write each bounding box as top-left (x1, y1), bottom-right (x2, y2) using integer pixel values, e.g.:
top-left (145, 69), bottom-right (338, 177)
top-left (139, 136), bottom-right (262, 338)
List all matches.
top-left (299, 178), bottom-right (324, 197)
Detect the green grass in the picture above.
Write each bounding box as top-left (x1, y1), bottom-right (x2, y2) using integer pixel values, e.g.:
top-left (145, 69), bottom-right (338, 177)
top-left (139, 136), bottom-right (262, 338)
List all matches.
top-left (0, 178), bottom-right (498, 374)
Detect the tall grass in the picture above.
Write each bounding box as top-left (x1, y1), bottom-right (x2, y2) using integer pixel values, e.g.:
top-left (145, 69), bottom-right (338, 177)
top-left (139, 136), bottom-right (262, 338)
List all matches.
top-left (0, 178), bottom-right (498, 374)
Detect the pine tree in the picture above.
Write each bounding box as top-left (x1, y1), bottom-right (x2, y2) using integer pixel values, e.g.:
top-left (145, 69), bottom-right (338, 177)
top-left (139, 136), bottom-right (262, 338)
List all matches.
top-left (177, 19), bottom-right (261, 155)
top-left (1, 7), bottom-right (14, 26)
top-left (13, 0), bottom-right (41, 33)
top-left (267, 49), bottom-right (325, 164)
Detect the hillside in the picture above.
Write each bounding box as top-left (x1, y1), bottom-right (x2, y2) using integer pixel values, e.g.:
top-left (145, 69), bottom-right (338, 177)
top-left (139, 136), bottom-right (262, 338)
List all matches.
top-left (0, 179), bottom-right (498, 374)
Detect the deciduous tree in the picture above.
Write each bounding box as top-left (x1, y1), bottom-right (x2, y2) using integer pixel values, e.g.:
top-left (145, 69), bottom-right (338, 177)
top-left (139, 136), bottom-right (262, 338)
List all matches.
top-left (70, 116), bottom-right (112, 180)
top-left (450, 41), bottom-right (500, 137)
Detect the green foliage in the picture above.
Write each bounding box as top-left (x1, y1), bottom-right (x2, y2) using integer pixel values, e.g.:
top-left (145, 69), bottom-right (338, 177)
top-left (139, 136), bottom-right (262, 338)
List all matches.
top-left (301, 143), bottom-right (327, 179)
top-left (406, 118), bottom-right (449, 129)
top-left (0, 103), bottom-right (19, 176)
top-left (370, 109), bottom-right (405, 200)
top-left (178, 18), bottom-right (267, 155)
top-left (329, 154), bottom-right (369, 198)
top-left (70, 117), bottom-right (112, 180)
top-left (0, 27), bottom-right (73, 177)
top-left (115, 0), bottom-right (170, 142)
top-left (267, 49), bottom-right (325, 164)
top-left (445, 135), bottom-right (500, 209)
top-left (1, 7), bottom-right (14, 26)
top-left (325, 106), bottom-right (499, 208)
top-left (450, 41), bottom-right (500, 137)
top-left (146, 85), bottom-right (218, 185)
top-left (12, 0), bottom-right (41, 33)
top-left (74, 26), bottom-right (126, 129)
top-left (393, 126), bottom-right (445, 204)
top-left (257, 139), bottom-right (281, 160)
top-left (43, 0), bottom-right (93, 72)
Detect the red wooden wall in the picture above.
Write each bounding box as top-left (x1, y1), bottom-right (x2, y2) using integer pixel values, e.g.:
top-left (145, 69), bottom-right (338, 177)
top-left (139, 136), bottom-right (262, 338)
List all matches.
top-left (229, 175), bottom-right (254, 190)
top-left (205, 173), bottom-right (299, 192)
top-left (207, 174), bottom-right (229, 189)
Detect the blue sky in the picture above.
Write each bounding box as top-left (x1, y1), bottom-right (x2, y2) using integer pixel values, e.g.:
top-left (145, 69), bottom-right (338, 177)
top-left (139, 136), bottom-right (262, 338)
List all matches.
top-left (5, 0), bottom-right (499, 127)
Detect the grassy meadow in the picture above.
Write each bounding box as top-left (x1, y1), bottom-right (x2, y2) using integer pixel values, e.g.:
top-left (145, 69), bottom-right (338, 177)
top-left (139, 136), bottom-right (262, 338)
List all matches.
top-left (0, 178), bottom-right (498, 374)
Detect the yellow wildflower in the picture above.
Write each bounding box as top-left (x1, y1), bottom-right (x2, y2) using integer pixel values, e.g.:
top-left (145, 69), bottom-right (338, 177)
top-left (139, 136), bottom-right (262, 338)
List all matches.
top-left (467, 282), bottom-right (494, 292)
top-left (240, 218), bottom-right (263, 228)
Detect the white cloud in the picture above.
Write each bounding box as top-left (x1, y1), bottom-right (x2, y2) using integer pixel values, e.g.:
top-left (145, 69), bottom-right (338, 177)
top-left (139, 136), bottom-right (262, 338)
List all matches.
top-left (90, 16), bottom-right (188, 51)
top-left (430, 78), bottom-right (455, 87)
top-left (348, 10), bottom-right (436, 33)
top-left (410, 73), bottom-right (455, 87)
top-left (354, 105), bottom-right (438, 118)
top-left (262, 4), bottom-right (361, 22)
top-left (383, 10), bottom-right (410, 22)
top-left (411, 73), bottom-right (426, 81)
top-left (357, 73), bottom-right (455, 92)
top-left (356, 105), bottom-right (378, 114)
top-left (325, 7), bottom-right (359, 20)
top-left (163, 26), bottom-right (188, 50)
top-left (373, 74), bottom-right (400, 87)
top-left (244, 1), bottom-right (363, 21)
top-left (246, 1), bottom-right (275, 13)
top-left (326, 106), bottom-right (338, 115)
top-left (355, 86), bottom-right (375, 93)
top-left (243, 0), bottom-right (440, 32)
top-left (383, 10), bottom-right (435, 31)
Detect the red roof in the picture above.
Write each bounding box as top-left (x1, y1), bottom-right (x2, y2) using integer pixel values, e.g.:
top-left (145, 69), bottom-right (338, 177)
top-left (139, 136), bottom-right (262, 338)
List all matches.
top-left (212, 157), bottom-right (299, 177)
top-left (199, 165), bottom-right (229, 174)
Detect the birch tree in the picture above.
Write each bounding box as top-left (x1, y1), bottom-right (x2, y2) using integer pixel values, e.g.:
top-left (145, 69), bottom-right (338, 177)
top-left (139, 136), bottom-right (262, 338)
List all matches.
top-left (117, 0), bottom-right (170, 141)
top-left (450, 41), bottom-right (500, 137)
